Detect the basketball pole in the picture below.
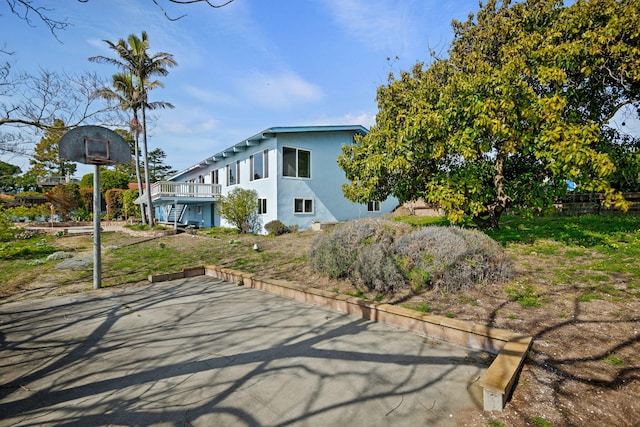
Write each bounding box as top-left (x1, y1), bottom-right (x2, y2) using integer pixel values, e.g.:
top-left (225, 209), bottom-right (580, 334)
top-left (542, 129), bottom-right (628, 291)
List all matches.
top-left (58, 126), bottom-right (131, 291)
top-left (93, 164), bottom-right (101, 290)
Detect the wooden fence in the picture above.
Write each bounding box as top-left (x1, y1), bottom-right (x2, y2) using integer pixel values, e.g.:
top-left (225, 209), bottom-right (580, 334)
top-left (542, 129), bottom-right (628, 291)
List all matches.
top-left (554, 192), bottom-right (640, 215)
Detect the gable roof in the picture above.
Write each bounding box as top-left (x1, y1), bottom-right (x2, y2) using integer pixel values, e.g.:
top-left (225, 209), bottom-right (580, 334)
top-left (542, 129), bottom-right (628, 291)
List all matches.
top-left (170, 125), bottom-right (368, 180)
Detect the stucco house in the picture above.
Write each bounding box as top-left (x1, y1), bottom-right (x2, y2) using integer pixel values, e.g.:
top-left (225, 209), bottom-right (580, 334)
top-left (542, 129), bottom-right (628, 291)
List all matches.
top-left (150, 125), bottom-right (398, 232)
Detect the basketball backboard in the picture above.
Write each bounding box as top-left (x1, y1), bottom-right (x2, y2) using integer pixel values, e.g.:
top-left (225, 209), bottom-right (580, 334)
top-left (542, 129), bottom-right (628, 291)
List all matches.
top-left (59, 125), bottom-right (131, 165)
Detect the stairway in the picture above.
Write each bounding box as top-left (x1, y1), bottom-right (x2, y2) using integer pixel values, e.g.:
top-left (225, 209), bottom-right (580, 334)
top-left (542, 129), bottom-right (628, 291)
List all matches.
top-left (166, 204), bottom-right (187, 224)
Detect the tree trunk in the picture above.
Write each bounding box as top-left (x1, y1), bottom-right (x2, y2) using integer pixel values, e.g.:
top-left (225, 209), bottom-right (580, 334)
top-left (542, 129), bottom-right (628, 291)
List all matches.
top-left (141, 104), bottom-right (155, 225)
top-left (131, 116), bottom-right (146, 224)
top-left (472, 154), bottom-right (509, 229)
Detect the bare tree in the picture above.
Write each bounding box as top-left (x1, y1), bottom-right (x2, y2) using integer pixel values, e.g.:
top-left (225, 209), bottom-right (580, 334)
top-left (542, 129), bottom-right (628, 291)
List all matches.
top-left (0, 68), bottom-right (120, 156)
top-left (3, 0), bottom-right (236, 36)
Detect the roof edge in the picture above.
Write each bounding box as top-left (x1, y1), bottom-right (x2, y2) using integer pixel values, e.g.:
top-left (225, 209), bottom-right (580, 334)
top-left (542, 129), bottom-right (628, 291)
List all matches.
top-left (169, 124), bottom-right (368, 180)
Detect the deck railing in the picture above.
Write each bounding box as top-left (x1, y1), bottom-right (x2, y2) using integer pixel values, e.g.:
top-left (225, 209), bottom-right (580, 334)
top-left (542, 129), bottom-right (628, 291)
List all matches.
top-left (150, 181), bottom-right (222, 200)
top-left (36, 176), bottom-right (79, 186)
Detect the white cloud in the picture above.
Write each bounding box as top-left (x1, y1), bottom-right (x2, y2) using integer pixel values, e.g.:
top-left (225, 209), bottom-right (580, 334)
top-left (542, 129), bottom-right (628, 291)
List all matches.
top-left (311, 112), bottom-right (377, 129)
top-left (340, 112), bottom-right (376, 129)
top-left (200, 119), bottom-right (219, 131)
top-left (236, 70), bottom-right (324, 109)
top-left (153, 106), bottom-right (219, 138)
top-left (321, 0), bottom-right (412, 51)
top-left (183, 85), bottom-right (239, 106)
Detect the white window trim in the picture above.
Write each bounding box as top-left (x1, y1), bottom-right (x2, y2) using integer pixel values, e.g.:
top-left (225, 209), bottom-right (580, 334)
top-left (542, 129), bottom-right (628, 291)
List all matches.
top-left (250, 149), bottom-right (269, 182)
top-left (226, 161), bottom-right (240, 186)
top-left (293, 197), bottom-right (314, 214)
top-left (258, 198), bottom-right (267, 215)
top-left (367, 201), bottom-right (381, 212)
top-left (282, 146), bottom-right (311, 179)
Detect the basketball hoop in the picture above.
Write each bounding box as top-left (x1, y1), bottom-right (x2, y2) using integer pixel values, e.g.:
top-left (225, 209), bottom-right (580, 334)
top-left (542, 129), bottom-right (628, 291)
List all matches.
top-left (59, 125), bottom-right (132, 290)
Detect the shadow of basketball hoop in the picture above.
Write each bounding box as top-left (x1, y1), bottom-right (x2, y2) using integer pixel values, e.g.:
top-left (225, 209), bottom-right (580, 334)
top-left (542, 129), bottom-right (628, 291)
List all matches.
top-left (60, 126), bottom-right (131, 289)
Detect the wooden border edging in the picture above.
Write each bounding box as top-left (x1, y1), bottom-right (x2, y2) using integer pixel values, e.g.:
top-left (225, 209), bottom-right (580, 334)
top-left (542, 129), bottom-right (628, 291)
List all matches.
top-left (148, 265), bottom-right (532, 411)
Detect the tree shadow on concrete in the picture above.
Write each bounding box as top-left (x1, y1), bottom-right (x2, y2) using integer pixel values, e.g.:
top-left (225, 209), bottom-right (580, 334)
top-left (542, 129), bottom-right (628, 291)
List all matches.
top-left (0, 277), bottom-right (487, 426)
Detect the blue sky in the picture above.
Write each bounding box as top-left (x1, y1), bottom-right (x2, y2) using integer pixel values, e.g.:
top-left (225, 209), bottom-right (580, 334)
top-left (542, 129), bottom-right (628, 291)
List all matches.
top-left (3, 0), bottom-right (481, 177)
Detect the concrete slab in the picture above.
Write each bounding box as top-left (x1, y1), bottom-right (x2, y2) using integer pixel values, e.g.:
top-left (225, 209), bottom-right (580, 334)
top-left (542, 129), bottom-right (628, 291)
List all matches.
top-left (0, 277), bottom-right (487, 426)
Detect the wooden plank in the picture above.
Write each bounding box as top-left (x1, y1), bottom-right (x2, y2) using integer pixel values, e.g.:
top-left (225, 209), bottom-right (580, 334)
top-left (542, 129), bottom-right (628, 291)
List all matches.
top-left (477, 335), bottom-right (532, 411)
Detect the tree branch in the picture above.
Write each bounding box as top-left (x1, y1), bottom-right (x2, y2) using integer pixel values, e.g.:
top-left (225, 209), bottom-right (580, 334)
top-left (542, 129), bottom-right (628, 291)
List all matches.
top-left (153, 0), bottom-right (235, 21)
top-left (4, 0), bottom-right (70, 40)
top-left (5, 0), bottom-right (236, 35)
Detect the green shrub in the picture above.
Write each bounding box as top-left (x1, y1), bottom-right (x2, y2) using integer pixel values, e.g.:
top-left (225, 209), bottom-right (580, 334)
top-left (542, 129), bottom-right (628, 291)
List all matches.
top-left (15, 229), bottom-right (42, 240)
top-left (0, 212), bottom-right (16, 242)
top-left (264, 220), bottom-right (299, 235)
top-left (3, 204), bottom-right (49, 222)
top-left (217, 188), bottom-right (260, 234)
top-left (125, 224), bottom-right (169, 231)
top-left (0, 238), bottom-right (57, 260)
top-left (265, 220), bottom-right (288, 236)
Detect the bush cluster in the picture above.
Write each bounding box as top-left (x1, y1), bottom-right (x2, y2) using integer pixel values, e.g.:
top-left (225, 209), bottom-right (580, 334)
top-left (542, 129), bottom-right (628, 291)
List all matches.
top-left (0, 239), bottom-right (56, 260)
top-left (394, 226), bottom-right (512, 293)
top-left (309, 219), bottom-right (412, 288)
top-left (309, 220), bottom-right (512, 294)
top-left (264, 220), bottom-right (299, 236)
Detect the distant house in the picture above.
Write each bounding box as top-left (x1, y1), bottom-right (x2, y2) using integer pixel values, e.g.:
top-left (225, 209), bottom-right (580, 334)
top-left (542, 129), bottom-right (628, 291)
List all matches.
top-left (151, 125), bottom-right (398, 232)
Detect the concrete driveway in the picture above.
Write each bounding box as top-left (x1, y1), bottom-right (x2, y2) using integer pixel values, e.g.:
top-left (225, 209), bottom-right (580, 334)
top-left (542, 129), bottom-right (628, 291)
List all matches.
top-left (0, 277), bottom-right (486, 426)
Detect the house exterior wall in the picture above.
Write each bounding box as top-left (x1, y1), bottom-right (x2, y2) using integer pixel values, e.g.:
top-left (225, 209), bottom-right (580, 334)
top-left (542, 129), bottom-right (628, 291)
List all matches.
top-left (222, 140), bottom-right (279, 229)
top-left (166, 126), bottom-right (398, 232)
top-left (274, 131), bottom-right (396, 231)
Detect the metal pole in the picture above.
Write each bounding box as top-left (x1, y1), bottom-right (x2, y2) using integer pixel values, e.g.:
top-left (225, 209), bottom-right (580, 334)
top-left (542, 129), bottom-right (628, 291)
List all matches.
top-left (93, 164), bottom-right (101, 289)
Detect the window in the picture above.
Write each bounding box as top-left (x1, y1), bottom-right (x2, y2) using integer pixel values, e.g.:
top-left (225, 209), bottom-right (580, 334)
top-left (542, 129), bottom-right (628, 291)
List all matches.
top-left (226, 164), bottom-right (235, 186)
top-left (367, 201), bottom-right (381, 212)
top-left (250, 149), bottom-right (269, 181)
top-left (283, 147), bottom-right (311, 178)
top-left (211, 169), bottom-right (219, 185)
top-left (226, 161), bottom-right (240, 186)
top-left (198, 175), bottom-right (205, 184)
top-left (294, 198), bottom-right (313, 214)
top-left (258, 198), bottom-right (267, 215)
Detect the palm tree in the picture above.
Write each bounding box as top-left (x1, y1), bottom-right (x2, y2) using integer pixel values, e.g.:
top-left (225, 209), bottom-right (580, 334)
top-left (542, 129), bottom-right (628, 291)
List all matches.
top-left (90, 31), bottom-right (177, 225)
top-left (94, 72), bottom-right (146, 223)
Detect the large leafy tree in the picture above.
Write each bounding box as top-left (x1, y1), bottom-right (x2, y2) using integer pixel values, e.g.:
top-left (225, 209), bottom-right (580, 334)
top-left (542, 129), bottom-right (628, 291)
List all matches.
top-left (339, 0), bottom-right (638, 228)
top-left (114, 144), bottom-right (175, 182)
top-left (29, 118), bottom-right (76, 180)
top-left (90, 31), bottom-right (177, 225)
top-left (0, 161), bottom-right (21, 193)
top-left (79, 170), bottom-right (130, 194)
top-left (144, 148), bottom-right (176, 182)
top-left (45, 183), bottom-right (80, 222)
